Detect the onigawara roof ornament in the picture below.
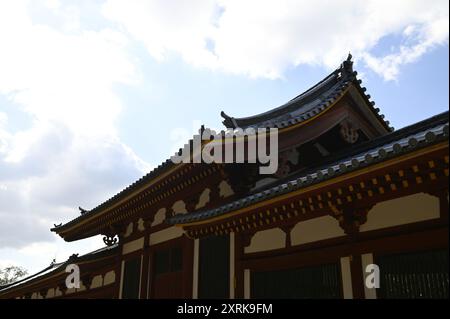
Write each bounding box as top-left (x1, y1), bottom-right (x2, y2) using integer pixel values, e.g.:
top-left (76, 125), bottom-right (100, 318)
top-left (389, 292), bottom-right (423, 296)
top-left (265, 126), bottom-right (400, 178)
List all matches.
top-left (341, 52), bottom-right (354, 75)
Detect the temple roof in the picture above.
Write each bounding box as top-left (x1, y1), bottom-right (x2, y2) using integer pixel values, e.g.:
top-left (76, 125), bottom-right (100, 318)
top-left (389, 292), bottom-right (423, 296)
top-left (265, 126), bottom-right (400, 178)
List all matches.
top-left (168, 111), bottom-right (449, 225)
top-left (0, 244), bottom-right (118, 295)
top-left (51, 157), bottom-right (176, 234)
top-left (51, 130), bottom-right (213, 236)
top-left (221, 54), bottom-right (392, 131)
top-left (52, 55), bottom-right (406, 237)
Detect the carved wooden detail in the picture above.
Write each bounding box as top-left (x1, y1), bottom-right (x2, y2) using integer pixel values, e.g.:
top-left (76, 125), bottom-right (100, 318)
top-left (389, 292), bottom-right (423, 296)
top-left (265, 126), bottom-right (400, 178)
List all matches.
top-left (103, 235), bottom-right (118, 246)
top-left (57, 283), bottom-right (67, 294)
top-left (340, 120), bottom-right (359, 144)
top-left (241, 232), bottom-right (254, 248)
top-left (280, 224), bottom-right (295, 248)
top-left (332, 205), bottom-right (372, 235)
top-left (101, 223), bottom-right (125, 246)
top-left (185, 197), bottom-right (198, 212)
top-left (39, 289), bottom-right (48, 298)
top-left (81, 275), bottom-right (93, 289)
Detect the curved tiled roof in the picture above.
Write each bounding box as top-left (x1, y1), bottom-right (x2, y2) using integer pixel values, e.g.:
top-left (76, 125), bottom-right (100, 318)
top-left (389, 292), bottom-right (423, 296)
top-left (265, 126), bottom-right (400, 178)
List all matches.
top-left (52, 129), bottom-right (214, 234)
top-left (51, 156), bottom-right (177, 233)
top-left (0, 244), bottom-right (118, 295)
top-left (221, 54), bottom-right (392, 131)
top-left (168, 111), bottom-right (449, 225)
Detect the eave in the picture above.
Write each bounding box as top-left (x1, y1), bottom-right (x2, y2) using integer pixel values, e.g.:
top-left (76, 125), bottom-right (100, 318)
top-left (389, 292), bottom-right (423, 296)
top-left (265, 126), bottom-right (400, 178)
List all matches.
top-left (168, 112), bottom-right (449, 230)
top-left (221, 54), bottom-right (392, 133)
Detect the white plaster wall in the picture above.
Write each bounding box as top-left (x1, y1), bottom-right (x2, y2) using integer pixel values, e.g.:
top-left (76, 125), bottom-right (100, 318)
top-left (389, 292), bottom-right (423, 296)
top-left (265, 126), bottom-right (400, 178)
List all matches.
top-left (360, 193), bottom-right (440, 232)
top-left (244, 228), bottom-right (286, 253)
top-left (291, 215), bottom-right (345, 246)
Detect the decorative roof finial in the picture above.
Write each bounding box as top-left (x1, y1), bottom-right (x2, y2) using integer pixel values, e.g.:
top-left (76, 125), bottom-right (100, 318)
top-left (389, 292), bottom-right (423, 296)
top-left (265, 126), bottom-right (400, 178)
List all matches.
top-left (68, 253), bottom-right (79, 261)
top-left (341, 52), bottom-right (354, 77)
top-left (220, 111), bottom-right (236, 128)
top-left (79, 207), bottom-right (88, 215)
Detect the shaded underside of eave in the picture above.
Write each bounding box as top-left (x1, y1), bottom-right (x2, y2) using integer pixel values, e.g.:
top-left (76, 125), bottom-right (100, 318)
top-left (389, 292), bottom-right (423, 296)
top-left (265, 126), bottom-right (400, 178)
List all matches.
top-left (59, 226), bottom-right (108, 242)
top-left (57, 229), bottom-right (97, 242)
top-left (168, 113), bottom-right (449, 226)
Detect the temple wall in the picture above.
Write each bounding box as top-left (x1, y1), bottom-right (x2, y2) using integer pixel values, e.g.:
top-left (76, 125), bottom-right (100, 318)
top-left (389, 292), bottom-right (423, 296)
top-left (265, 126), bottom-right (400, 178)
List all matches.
top-left (291, 215), bottom-right (345, 246)
top-left (244, 228), bottom-right (286, 253)
top-left (104, 270), bottom-right (116, 285)
top-left (151, 208), bottom-right (167, 226)
top-left (90, 275), bottom-right (103, 289)
top-left (122, 237), bottom-right (145, 255)
top-left (149, 226), bottom-right (184, 246)
top-left (195, 188), bottom-right (211, 209)
top-left (360, 192), bottom-right (440, 232)
top-left (219, 180), bottom-right (234, 198)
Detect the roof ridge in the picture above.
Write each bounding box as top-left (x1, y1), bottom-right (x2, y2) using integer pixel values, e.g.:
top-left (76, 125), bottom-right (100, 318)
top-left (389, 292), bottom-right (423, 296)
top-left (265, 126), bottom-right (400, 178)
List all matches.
top-left (220, 54), bottom-right (392, 131)
top-left (51, 129), bottom-right (209, 233)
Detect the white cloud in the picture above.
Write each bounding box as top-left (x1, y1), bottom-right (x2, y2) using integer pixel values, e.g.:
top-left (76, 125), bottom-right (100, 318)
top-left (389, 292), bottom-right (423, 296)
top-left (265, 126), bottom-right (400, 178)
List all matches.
top-left (0, 235), bottom-right (106, 274)
top-left (0, 4), bottom-right (136, 136)
top-left (363, 14), bottom-right (449, 81)
top-left (0, 0), bottom-right (150, 259)
top-left (102, 0), bottom-right (449, 80)
top-left (103, 0), bottom-right (219, 63)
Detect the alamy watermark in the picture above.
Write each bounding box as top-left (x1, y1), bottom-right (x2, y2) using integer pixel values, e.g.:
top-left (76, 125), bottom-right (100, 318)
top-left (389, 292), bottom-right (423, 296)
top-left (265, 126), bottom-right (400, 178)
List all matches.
top-left (65, 264), bottom-right (80, 289)
top-left (365, 263), bottom-right (380, 289)
top-left (170, 126), bottom-right (279, 175)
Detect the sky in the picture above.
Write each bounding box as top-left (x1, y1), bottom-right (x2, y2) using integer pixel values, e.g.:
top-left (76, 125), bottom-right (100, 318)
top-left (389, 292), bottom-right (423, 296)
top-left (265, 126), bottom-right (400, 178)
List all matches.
top-left (0, 0), bottom-right (448, 275)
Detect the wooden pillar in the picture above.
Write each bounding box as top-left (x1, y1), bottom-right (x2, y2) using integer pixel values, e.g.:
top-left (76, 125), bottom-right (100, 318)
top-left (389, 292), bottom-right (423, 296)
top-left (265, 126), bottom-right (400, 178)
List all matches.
top-left (234, 233), bottom-right (249, 298)
top-left (244, 269), bottom-right (251, 299)
top-left (117, 259), bottom-right (125, 299)
top-left (182, 234), bottom-right (194, 299)
top-left (140, 234), bottom-right (150, 299)
top-left (229, 232), bottom-right (235, 299)
top-left (350, 255), bottom-right (365, 299)
top-left (192, 238), bottom-right (199, 299)
top-left (439, 189), bottom-right (449, 221)
top-left (340, 256), bottom-right (353, 299)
